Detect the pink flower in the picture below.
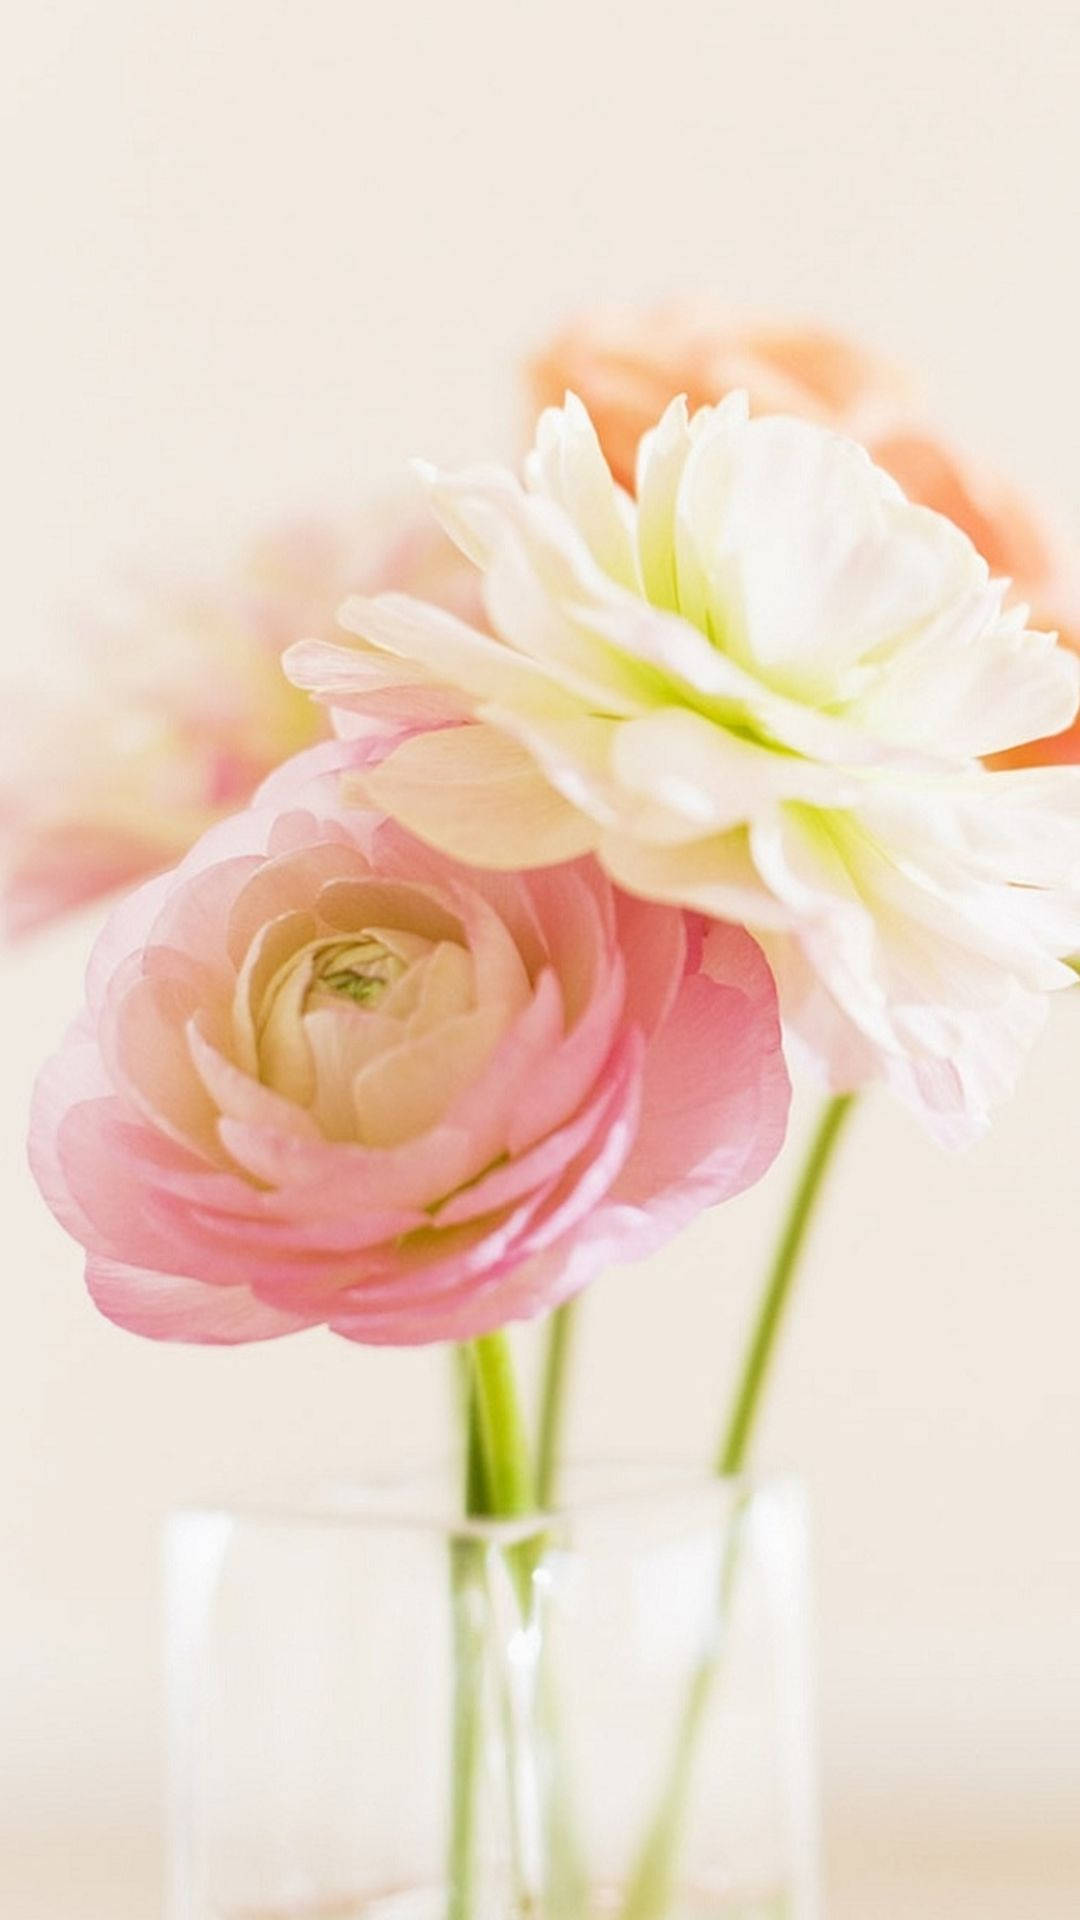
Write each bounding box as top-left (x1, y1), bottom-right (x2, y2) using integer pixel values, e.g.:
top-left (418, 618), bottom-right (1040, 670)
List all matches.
top-left (29, 739), bottom-right (789, 1347)
top-left (1, 505), bottom-right (481, 938)
top-left (528, 303), bottom-right (1080, 766)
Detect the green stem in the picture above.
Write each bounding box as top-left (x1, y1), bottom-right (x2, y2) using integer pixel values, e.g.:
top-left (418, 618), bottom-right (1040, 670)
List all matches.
top-left (447, 1338), bottom-right (538, 1920)
top-left (536, 1299), bottom-right (579, 1510)
top-left (456, 1346), bottom-right (493, 1517)
top-left (620, 1092), bottom-right (857, 1920)
top-left (534, 1307), bottom-right (593, 1919)
top-left (447, 1359), bottom-right (493, 1920)
top-left (471, 1331), bottom-right (536, 1518)
top-left (447, 1534), bottom-right (486, 1920)
top-left (717, 1092), bottom-right (856, 1475)
top-left (469, 1332), bottom-right (590, 1916)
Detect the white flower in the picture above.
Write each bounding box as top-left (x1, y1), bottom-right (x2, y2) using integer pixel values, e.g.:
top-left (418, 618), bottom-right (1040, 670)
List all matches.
top-left (286, 394), bottom-right (1080, 1143)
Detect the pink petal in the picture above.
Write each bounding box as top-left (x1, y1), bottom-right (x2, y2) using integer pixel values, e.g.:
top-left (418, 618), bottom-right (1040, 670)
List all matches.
top-left (155, 1191), bottom-right (424, 1264)
top-left (505, 960), bottom-right (626, 1155)
top-left (368, 819), bottom-right (550, 977)
top-left (216, 1115), bottom-right (481, 1213)
top-left (145, 855), bottom-right (265, 995)
top-left (86, 1258), bottom-right (318, 1344)
top-left (251, 734), bottom-right (396, 807)
top-left (224, 842), bottom-right (369, 968)
top-left (54, 1097), bottom-right (220, 1271)
top-left (434, 1054), bottom-right (636, 1226)
top-left (103, 963), bottom-right (224, 1160)
top-left (85, 868), bottom-right (179, 1016)
top-left (440, 968), bottom-right (566, 1163)
top-left (326, 1031), bottom-right (643, 1343)
top-left (315, 875), bottom-right (465, 946)
top-left (283, 638), bottom-right (472, 729)
top-left (611, 889), bottom-right (688, 1036)
top-left (610, 928), bottom-right (790, 1223)
top-left (519, 865), bottom-right (608, 1025)
top-left (28, 1028), bottom-right (113, 1249)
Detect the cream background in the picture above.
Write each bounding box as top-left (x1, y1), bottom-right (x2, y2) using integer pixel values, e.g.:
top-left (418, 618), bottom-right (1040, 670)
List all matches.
top-left (3, 1), bottom-right (1080, 1914)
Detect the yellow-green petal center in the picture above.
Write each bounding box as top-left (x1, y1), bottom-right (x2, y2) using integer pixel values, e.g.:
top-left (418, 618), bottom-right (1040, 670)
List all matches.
top-left (305, 936), bottom-right (410, 1011)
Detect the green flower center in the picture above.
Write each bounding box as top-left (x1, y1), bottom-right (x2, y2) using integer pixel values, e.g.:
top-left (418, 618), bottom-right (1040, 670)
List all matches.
top-left (308, 937), bottom-right (408, 1009)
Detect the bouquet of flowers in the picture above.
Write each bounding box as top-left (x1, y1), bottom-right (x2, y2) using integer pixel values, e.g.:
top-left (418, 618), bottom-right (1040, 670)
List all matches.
top-left (18, 306), bottom-right (1080, 1920)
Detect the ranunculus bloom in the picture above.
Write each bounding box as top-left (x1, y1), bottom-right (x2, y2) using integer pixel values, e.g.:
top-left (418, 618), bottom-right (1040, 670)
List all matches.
top-left (1, 504), bottom-right (480, 937)
top-left (30, 738), bottom-right (789, 1346)
top-left (527, 303), bottom-right (915, 493)
top-left (287, 395), bottom-right (1080, 1145)
top-left (528, 303), bottom-right (1080, 766)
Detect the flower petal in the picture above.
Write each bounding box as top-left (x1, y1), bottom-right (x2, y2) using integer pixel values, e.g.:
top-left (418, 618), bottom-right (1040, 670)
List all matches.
top-left (362, 724), bottom-right (599, 868)
top-left (86, 1258), bottom-right (318, 1344)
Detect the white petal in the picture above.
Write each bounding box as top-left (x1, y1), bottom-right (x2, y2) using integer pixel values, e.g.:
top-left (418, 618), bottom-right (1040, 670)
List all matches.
top-left (634, 396), bottom-right (693, 611)
top-left (599, 824), bottom-right (795, 928)
top-left (527, 392), bottom-right (641, 591)
top-left (610, 707), bottom-right (857, 831)
top-left (361, 724), bottom-right (599, 868)
top-left (339, 593), bottom-right (554, 708)
top-left (680, 411), bottom-right (981, 700)
top-left (854, 600), bottom-right (1080, 761)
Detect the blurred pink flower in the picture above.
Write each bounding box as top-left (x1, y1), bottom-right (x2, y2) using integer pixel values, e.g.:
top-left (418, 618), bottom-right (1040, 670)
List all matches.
top-left (30, 738), bottom-right (789, 1347)
top-left (1, 504), bottom-right (481, 937)
top-left (528, 303), bottom-right (1080, 765)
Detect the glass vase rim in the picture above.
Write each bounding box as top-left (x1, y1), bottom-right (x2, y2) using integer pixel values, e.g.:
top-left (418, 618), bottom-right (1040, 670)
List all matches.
top-left (165, 1457), bottom-right (804, 1549)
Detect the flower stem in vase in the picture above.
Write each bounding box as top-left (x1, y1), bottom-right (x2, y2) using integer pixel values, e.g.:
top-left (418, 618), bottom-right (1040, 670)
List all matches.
top-left (536, 1298), bottom-right (579, 1511)
top-left (532, 1306), bottom-right (592, 1920)
top-left (618, 1093), bottom-right (857, 1920)
top-left (447, 1360), bottom-right (493, 1920)
top-left (449, 1334), bottom-right (542, 1920)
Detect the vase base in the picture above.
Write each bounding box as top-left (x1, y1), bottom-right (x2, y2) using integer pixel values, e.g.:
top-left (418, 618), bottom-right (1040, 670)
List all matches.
top-left (220, 1882), bottom-right (791, 1920)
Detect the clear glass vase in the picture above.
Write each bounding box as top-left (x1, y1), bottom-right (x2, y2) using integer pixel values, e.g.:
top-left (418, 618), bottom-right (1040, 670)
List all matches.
top-left (165, 1467), bottom-right (818, 1920)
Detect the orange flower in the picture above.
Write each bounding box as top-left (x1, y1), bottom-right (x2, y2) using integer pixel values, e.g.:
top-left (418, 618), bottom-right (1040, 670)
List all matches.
top-left (527, 303), bottom-right (1080, 765)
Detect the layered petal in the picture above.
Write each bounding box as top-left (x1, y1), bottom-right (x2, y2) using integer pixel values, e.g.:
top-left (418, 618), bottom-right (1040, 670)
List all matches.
top-left (292, 395), bottom-right (1080, 1143)
top-left (527, 301), bottom-right (1080, 769)
top-left (30, 735), bottom-right (790, 1346)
